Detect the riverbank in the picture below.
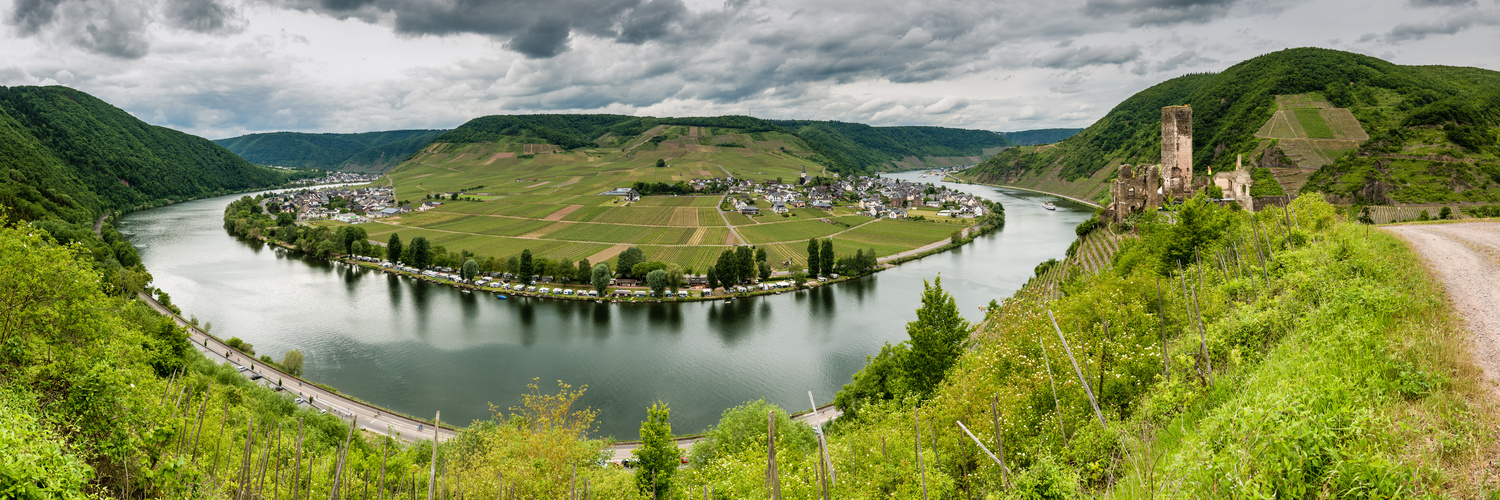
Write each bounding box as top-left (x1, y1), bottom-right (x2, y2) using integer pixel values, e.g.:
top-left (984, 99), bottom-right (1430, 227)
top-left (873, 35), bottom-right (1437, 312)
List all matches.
top-left (943, 173), bottom-right (1103, 209)
top-left (123, 176), bottom-right (1085, 438)
top-left (138, 282), bottom-right (843, 456)
top-left (232, 202), bottom-right (1000, 305)
top-left (134, 290), bottom-right (463, 443)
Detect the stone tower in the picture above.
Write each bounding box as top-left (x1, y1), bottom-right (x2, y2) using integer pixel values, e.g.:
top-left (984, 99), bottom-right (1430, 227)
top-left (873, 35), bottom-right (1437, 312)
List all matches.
top-left (1160, 105), bottom-right (1193, 196)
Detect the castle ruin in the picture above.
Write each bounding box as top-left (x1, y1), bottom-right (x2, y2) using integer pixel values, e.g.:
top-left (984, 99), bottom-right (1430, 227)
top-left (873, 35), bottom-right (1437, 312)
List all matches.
top-left (1106, 106), bottom-right (1212, 223)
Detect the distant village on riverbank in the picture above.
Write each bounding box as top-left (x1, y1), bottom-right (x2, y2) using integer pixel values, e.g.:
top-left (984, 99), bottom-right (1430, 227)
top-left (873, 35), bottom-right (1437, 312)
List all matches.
top-left (271, 168), bottom-right (992, 225)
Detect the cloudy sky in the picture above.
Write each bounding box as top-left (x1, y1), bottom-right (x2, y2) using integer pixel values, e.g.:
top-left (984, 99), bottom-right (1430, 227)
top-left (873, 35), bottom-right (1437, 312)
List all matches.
top-left (2, 0), bottom-right (1497, 139)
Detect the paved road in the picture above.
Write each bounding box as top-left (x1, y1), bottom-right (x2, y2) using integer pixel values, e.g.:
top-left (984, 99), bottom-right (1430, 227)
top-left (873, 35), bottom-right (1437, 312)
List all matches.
top-left (138, 292), bottom-right (460, 443)
top-left (1385, 222), bottom-right (1500, 392)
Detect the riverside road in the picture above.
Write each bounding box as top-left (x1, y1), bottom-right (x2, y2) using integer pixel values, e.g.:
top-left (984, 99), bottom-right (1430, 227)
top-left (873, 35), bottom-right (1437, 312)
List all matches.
top-left (139, 291), bottom-right (840, 459)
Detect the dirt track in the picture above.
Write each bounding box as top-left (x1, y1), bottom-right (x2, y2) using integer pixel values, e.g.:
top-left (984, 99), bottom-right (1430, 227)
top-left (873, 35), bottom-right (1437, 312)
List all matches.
top-left (1385, 222), bottom-right (1500, 391)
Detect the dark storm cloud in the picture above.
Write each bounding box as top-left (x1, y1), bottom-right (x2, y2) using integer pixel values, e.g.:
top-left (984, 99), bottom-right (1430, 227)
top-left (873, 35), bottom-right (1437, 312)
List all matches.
top-left (504, 17), bottom-right (572, 58)
top-left (275, 0), bottom-right (688, 58)
top-left (1370, 11), bottom-right (1498, 42)
top-left (79, 8), bottom-right (151, 58)
top-left (1408, 0), bottom-right (1475, 6)
top-left (10, 0), bottom-right (64, 33)
top-left (164, 0), bottom-right (245, 34)
top-left (7, 0), bottom-right (240, 58)
top-left (1034, 44), bottom-right (1143, 69)
top-left (1083, 0), bottom-right (1238, 26)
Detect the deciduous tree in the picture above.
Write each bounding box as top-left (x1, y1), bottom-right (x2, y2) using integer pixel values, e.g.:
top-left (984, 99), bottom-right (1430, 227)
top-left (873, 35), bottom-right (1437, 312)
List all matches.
top-left (665, 264), bottom-right (684, 294)
top-left (617, 247), bottom-right (644, 278)
top-left (281, 349), bottom-right (305, 376)
top-left (902, 276), bottom-right (971, 395)
top-left (461, 259), bottom-right (479, 282)
top-left (591, 263), bottom-right (613, 296)
top-left (634, 401), bottom-right (677, 498)
top-left (647, 269), bottom-right (668, 298)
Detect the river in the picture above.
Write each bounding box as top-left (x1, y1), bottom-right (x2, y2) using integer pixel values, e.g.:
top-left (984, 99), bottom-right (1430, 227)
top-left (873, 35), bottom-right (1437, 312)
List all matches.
top-left (117, 172), bottom-right (1092, 439)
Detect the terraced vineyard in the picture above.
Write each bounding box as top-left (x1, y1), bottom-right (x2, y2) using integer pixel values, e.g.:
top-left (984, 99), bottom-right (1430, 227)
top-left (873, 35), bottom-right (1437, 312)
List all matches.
top-left (995, 228), bottom-right (1128, 313)
top-left (1253, 93), bottom-right (1369, 194)
top-left (351, 124), bottom-right (981, 273)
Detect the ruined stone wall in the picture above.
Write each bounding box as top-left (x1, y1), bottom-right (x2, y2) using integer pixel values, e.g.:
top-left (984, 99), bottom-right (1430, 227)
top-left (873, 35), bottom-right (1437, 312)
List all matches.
top-left (1109, 164), bottom-right (1161, 222)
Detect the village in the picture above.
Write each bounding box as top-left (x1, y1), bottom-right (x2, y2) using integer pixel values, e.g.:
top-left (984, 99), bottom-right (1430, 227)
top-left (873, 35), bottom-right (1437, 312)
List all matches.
top-left (721, 173), bottom-right (992, 219)
top-left (272, 169), bottom-right (992, 225)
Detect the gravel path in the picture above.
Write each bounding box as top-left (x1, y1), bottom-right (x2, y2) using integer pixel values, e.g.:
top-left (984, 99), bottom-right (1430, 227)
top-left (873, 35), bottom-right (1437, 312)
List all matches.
top-left (1384, 222), bottom-right (1500, 391)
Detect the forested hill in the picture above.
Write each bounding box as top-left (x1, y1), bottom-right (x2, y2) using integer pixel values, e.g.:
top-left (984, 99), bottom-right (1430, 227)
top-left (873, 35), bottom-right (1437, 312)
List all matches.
top-left (765, 120), bottom-right (1012, 171)
top-left (0, 85), bottom-right (295, 225)
top-left (1001, 128), bottom-right (1083, 146)
top-left (214, 129), bottom-right (447, 172)
top-left (963, 48), bottom-right (1500, 203)
top-left (432, 113), bottom-right (1013, 174)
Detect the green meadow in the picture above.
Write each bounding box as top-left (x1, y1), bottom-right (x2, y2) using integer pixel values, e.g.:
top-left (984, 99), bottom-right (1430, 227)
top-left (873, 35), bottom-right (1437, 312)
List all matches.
top-left (364, 127), bottom-right (977, 273)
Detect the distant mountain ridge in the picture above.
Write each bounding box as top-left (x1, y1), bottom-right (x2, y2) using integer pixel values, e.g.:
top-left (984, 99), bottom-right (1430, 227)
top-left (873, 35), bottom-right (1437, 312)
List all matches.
top-left (215, 129), bottom-right (448, 172)
top-left (0, 85), bottom-right (294, 225)
top-left (429, 113), bottom-right (1017, 174)
top-left (1001, 128), bottom-right (1083, 146)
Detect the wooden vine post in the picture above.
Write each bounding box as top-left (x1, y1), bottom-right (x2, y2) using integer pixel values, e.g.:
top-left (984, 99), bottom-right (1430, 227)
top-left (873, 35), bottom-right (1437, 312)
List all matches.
top-left (1047, 310), bottom-right (1107, 430)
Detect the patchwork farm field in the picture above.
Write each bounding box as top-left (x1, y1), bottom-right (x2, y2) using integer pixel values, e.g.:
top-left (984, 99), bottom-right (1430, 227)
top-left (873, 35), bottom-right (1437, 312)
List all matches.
top-left (359, 125), bottom-right (978, 273)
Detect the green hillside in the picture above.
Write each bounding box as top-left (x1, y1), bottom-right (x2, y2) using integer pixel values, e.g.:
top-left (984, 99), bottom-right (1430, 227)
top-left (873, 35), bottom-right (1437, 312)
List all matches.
top-left (767, 119), bottom-right (1012, 171)
top-left (430, 114), bottom-right (1011, 174)
top-left (959, 48), bottom-right (1500, 205)
top-left (370, 122), bottom-right (988, 275)
top-left (1001, 128), bottom-right (1083, 146)
top-left (214, 129), bottom-right (447, 172)
top-left (0, 86), bottom-right (295, 224)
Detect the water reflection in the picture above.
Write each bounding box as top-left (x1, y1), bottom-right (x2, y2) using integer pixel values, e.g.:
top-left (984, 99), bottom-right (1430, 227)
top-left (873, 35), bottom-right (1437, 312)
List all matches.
top-left (117, 172), bottom-right (1093, 438)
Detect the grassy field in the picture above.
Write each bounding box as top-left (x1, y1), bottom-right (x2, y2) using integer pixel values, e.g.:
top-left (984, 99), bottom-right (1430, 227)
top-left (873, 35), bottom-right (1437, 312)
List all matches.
top-left (360, 126), bottom-right (976, 272)
top-left (836, 218), bottom-right (964, 247)
top-left (735, 219), bottom-right (847, 244)
top-left (1293, 108), bottom-right (1336, 139)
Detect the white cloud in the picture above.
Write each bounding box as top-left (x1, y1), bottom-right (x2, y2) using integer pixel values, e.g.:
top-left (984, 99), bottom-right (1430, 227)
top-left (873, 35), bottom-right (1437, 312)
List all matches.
top-left (0, 0), bottom-right (1495, 137)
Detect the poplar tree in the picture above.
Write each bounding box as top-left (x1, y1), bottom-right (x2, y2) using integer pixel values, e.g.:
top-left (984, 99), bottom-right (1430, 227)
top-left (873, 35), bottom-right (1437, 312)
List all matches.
top-left (820, 239), bottom-right (835, 276)
top-left (806, 238), bottom-right (821, 277)
top-left (408, 236), bottom-right (431, 269)
top-left (386, 234), bottom-right (403, 265)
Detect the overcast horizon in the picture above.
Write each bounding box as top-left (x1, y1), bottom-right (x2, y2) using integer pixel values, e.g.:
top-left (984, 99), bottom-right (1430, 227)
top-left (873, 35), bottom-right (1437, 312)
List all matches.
top-left (2, 0), bottom-right (1498, 139)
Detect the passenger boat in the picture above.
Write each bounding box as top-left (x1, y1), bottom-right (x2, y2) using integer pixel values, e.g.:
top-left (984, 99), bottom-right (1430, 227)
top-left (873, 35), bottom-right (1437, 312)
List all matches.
top-left (1042, 201), bottom-right (1056, 211)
